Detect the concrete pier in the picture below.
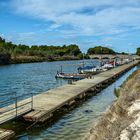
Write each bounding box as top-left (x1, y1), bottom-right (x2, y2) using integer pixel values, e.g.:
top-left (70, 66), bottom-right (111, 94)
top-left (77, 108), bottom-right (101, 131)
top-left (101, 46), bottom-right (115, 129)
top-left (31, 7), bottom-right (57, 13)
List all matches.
top-left (23, 61), bottom-right (139, 123)
top-left (0, 61), bottom-right (139, 126)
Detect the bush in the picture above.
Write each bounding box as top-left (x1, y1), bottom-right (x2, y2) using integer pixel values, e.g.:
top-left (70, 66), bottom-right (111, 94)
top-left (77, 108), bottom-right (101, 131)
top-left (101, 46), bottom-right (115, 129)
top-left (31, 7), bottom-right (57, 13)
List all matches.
top-left (0, 52), bottom-right (11, 64)
top-left (114, 87), bottom-right (121, 97)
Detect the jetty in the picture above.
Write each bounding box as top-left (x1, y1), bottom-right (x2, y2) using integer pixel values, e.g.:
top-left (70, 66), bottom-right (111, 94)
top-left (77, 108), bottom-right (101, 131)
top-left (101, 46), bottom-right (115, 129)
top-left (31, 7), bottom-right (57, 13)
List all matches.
top-left (23, 61), bottom-right (140, 122)
top-left (0, 60), bottom-right (139, 137)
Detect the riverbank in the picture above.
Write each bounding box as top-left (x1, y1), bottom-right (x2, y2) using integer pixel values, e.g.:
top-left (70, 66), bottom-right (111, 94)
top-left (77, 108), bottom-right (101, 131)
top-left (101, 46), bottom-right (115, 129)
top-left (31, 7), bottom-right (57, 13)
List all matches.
top-left (10, 55), bottom-right (82, 64)
top-left (0, 55), bottom-right (86, 65)
top-left (85, 68), bottom-right (140, 140)
top-left (0, 37), bottom-right (89, 65)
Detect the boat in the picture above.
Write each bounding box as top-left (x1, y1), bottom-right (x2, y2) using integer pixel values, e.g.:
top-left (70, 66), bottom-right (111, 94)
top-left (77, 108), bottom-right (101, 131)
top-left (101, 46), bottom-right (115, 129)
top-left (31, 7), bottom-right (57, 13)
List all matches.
top-left (55, 72), bottom-right (89, 79)
top-left (55, 61), bottom-right (90, 79)
top-left (101, 63), bottom-right (113, 69)
top-left (78, 65), bottom-right (108, 73)
top-left (96, 66), bottom-right (108, 72)
top-left (77, 66), bottom-right (96, 73)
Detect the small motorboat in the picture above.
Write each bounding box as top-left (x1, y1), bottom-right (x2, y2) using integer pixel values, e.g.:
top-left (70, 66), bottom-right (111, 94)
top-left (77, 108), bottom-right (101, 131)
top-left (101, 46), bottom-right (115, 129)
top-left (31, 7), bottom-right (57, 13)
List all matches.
top-left (55, 72), bottom-right (89, 79)
top-left (95, 66), bottom-right (108, 72)
top-left (101, 63), bottom-right (113, 69)
top-left (77, 66), bottom-right (97, 73)
top-left (78, 65), bottom-right (108, 73)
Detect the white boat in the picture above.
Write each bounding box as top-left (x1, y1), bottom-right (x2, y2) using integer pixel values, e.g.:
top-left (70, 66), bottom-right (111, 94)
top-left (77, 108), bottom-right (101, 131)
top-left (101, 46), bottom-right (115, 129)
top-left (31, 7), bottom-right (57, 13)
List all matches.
top-left (55, 72), bottom-right (89, 79)
top-left (78, 66), bottom-right (97, 73)
top-left (101, 64), bottom-right (113, 69)
top-left (78, 65), bottom-right (108, 73)
top-left (95, 66), bottom-right (108, 72)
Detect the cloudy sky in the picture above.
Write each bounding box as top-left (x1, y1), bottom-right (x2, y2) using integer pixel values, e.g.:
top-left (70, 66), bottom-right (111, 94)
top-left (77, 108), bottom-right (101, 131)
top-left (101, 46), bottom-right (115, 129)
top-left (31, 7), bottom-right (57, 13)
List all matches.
top-left (0, 0), bottom-right (140, 53)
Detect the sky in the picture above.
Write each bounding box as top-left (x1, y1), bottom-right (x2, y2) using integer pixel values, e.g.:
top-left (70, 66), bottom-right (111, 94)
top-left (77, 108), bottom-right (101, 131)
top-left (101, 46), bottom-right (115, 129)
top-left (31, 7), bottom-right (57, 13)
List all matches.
top-left (0, 0), bottom-right (140, 53)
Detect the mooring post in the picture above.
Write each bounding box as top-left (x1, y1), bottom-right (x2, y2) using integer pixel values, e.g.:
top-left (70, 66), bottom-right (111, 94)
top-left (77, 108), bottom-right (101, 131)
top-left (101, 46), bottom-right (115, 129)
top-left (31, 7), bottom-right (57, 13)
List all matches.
top-left (31, 93), bottom-right (33, 110)
top-left (68, 80), bottom-right (73, 84)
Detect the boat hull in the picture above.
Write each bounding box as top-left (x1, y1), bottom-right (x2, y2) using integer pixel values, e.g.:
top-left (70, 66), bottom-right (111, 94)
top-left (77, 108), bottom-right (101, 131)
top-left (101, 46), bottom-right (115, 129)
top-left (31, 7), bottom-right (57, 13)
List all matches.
top-left (55, 73), bottom-right (89, 79)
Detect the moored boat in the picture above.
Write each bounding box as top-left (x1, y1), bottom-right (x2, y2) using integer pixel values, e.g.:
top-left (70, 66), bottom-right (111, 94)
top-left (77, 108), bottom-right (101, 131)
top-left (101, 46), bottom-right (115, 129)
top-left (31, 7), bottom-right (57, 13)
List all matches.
top-left (55, 72), bottom-right (89, 79)
top-left (101, 63), bottom-right (113, 69)
top-left (78, 65), bottom-right (107, 73)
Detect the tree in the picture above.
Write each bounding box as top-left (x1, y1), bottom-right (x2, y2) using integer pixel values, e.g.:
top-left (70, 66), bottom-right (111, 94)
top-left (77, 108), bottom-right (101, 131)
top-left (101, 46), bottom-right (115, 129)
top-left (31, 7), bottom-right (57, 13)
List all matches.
top-left (136, 48), bottom-right (140, 56)
top-left (66, 44), bottom-right (81, 56)
top-left (0, 36), bottom-right (83, 64)
top-left (0, 43), bottom-right (11, 64)
top-left (0, 37), bottom-right (5, 43)
top-left (87, 46), bottom-right (115, 55)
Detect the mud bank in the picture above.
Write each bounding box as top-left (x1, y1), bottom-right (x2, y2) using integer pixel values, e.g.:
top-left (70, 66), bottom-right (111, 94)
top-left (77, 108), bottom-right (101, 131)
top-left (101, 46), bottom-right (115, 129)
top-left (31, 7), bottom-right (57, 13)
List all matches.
top-left (85, 69), bottom-right (140, 140)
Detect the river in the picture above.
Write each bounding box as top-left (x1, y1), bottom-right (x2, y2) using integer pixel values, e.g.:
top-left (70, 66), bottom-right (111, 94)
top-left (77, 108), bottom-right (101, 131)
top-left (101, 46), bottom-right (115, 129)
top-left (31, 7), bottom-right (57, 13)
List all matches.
top-left (0, 60), bottom-right (139, 140)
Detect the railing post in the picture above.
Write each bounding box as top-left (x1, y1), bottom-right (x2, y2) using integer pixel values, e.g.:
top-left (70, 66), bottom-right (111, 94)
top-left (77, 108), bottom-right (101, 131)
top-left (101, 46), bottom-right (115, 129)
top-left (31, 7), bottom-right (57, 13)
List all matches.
top-left (15, 93), bottom-right (18, 117)
top-left (31, 93), bottom-right (33, 110)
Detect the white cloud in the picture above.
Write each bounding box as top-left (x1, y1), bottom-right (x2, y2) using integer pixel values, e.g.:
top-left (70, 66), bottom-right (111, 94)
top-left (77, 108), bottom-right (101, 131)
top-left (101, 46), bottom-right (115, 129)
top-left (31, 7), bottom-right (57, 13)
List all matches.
top-left (0, 33), bottom-right (4, 38)
top-left (0, 0), bottom-right (137, 53)
top-left (10, 0), bottom-right (140, 36)
top-left (7, 32), bottom-right (36, 43)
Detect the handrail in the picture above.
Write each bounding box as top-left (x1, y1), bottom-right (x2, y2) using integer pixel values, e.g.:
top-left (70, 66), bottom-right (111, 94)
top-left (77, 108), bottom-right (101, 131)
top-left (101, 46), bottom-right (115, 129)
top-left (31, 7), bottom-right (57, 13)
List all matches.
top-left (0, 92), bottom-right (34, 124)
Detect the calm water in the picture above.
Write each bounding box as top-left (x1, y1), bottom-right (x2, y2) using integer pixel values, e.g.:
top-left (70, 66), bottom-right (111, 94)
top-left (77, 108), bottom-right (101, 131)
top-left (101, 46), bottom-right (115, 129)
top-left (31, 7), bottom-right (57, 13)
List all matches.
top-left (0, 59), bottom-right (99, 106)
top-left (0, 60), bottom-right (139, 140)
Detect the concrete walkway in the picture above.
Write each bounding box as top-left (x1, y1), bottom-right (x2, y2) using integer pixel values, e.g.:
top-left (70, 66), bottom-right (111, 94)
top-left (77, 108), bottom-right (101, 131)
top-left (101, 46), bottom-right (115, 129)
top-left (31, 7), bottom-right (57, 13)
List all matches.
top-left (0, 61), bottom-right (139, 125)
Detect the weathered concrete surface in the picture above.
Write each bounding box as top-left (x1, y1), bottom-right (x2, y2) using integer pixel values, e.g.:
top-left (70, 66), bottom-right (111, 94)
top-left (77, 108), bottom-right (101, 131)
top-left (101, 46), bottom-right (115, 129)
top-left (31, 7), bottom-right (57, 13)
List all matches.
top-left (84, 68), bottom-right (140, 140)
top-left (0, 128), bottom-right (14, 140)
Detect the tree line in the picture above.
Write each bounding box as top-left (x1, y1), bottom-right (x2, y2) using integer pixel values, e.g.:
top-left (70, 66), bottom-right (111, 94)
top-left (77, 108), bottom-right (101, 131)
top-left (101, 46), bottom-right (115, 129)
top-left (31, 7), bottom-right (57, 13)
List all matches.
top-left (136, 48), bottom-right (140, 56)
top-left (1, 36), bottom-right (139, 65)
top-left (0, 37), bottom-right (86, 64)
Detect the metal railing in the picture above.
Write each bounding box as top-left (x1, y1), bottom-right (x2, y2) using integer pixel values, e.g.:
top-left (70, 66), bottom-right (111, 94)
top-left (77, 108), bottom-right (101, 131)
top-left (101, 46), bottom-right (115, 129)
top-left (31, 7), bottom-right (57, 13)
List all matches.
top-left (0, 92), bottom-right (33, 124)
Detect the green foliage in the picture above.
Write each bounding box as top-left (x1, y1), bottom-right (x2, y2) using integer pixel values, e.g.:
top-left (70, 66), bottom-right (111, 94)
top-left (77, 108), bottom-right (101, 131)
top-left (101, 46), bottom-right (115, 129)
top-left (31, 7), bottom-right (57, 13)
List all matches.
top-left (0, 37), bottom-right (5, 43)
top-left (0, 45), bottom-right (11, 64)
top-left (0, 53), bottom-right (11, 64)
top-left (28, 44), bottom-right (81, 57)
top-left (121, 52), bottom-right (128, 55)
top-left (0, 36), bottom-right (83, 64)
top-left (114, 87), bottom-right (121, 97)
top-left (87, 46), bottom-right (115, 55)
top-left (136, 48), bottom-right (140, 56)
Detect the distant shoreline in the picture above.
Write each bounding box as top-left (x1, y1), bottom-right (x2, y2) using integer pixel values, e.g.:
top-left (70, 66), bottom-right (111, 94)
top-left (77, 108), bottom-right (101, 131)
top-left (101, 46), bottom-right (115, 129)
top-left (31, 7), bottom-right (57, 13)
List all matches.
top-left (0, 56), bottom-right (85, 66)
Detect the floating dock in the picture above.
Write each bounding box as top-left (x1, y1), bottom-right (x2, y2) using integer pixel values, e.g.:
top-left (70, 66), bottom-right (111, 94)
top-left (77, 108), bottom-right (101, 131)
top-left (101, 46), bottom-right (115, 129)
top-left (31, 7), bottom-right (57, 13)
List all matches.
top-left (0, 128), bottom-right (14, 140)
top-left (0, 61), bottom-right (139, 126)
